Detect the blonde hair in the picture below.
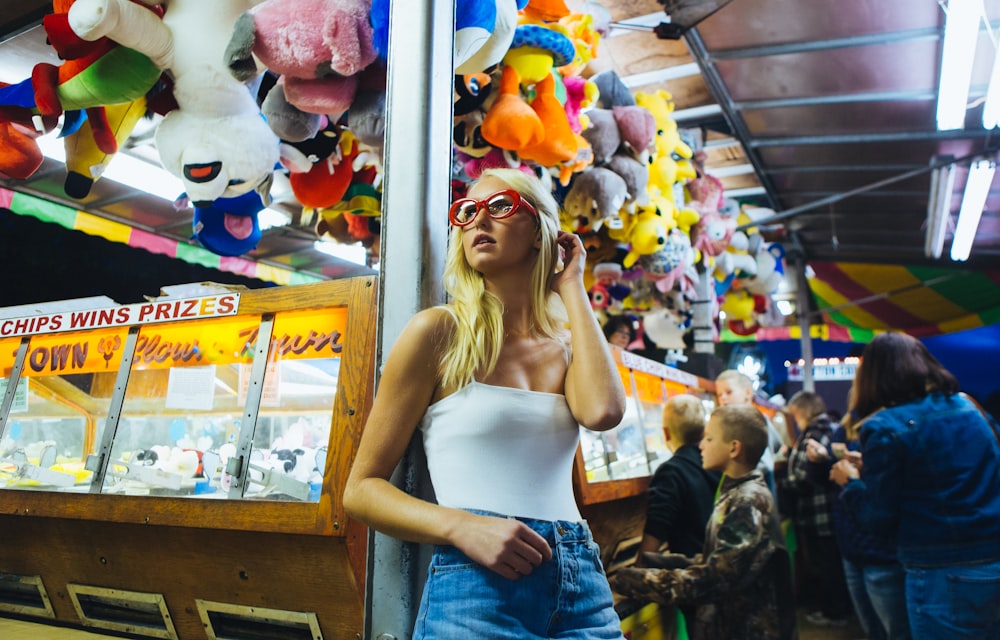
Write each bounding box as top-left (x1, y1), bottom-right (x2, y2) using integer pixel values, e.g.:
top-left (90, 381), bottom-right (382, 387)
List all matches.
top-left (438, 169), bottom-right (565, 390)
top-left (664, 394), bottom-right (706, 445)
top-left (716, 370), bottom-right (753, 392)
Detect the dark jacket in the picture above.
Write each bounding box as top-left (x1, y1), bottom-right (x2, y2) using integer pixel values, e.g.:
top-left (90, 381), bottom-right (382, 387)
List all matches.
top-left (841, 393), bottom-right (1000, 567)
top-left (612, 471), bottom-right (798, 640)
top-left (644, 444), bottom-right (722, 557)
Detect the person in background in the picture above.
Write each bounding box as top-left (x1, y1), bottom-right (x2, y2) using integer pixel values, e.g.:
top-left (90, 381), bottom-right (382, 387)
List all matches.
top-left (611, 405), bottom-right (798, 640)
top-left (715, 370), bottom-right (784, 500)
top-left (344, 168), bottom-right (626, 639)
top-left (637, 394), bottom-right (721, 632)
top-left (831, 332), bottom-right (1000, 639)
top-left (806, 403), bottom-right (909, 640)
top-left (603, 314), bottom-right (636, 349)
top-left (638, 394), bottom-right (720, 560)
top-left (783, 391), bottom-right (852, 627)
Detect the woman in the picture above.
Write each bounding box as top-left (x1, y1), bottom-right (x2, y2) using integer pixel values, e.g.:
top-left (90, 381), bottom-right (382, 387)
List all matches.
top-left (343, 168), bottom-right (626, 638)
top-left (805, 398), bottom-right (909, 640)
top-left (602, 315), bottom-right (635, 349)
top-left (830, 332), bottom-right (1000, 639)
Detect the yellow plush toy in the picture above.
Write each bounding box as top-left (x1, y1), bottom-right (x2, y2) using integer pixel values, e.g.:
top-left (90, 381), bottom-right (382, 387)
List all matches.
top-left (622, 205), bottom-right (669, 268)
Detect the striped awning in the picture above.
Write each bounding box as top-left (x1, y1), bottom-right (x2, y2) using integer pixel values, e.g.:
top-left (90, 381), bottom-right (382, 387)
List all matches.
top-left (808, 262), bottom-right (1000, 337)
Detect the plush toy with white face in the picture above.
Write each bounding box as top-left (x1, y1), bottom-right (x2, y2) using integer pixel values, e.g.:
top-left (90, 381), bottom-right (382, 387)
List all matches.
top-left (68, 0), bottom-right (283, 205)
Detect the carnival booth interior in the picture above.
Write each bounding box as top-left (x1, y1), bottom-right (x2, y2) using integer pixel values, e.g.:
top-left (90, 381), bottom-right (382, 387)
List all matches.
top-left (0, 1), bottom-right (796, 638)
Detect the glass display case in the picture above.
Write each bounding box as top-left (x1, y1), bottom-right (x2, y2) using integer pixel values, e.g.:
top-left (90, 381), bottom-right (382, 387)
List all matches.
top-left (0, 277), bottom-right (377, 535)
top-left (0, 329), bottom-right (125, 492)
top-left (576, 348), bottom-right (710, 504)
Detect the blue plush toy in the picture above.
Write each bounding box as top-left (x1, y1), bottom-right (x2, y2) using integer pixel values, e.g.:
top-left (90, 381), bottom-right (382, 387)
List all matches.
top-left (370, 0), bottom-right (528, 73)
top-left (191, 190), bottom-right (265, 257)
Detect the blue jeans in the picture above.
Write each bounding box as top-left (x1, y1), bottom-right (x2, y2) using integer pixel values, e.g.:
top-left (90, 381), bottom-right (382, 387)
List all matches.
top-left (905, 559), bottom-right (1000, 639)
top-left (842, 558), bottom-right (909, 640)
top-left (413, 511), bottom-right (623, 639)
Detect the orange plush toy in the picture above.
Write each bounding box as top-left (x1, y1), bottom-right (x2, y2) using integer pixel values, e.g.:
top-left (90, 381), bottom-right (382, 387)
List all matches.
top-left (481, 65), bottom-right (543, 152)
top-left (518, 72), bottom-right (578, 166)
top-left (0, 111), bottom-right (45, 180)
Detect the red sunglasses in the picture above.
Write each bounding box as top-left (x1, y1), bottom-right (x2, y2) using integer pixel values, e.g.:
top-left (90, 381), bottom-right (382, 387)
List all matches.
top-left (448, 189), bottom-right (538, 227)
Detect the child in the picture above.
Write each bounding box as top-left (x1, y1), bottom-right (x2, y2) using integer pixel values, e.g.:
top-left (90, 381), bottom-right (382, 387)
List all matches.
top-left (610, 405), bottom-right (798, 640)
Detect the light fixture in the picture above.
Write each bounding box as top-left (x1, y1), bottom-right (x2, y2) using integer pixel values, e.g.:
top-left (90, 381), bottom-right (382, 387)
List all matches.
top-left (936, 0), bottom-right (983, 130)
top-left (258, 207), bottom-right (291, 230)
top-left (312, 239), bottom-right (368, 266)
top-left (984, 35), bottom-right (1000, 128)
top-left (950, 159), bottom-right (996, 261)
top-left (925, 160), bottom-right (956, 259)
top-left (36, 133), bottom-right (185, 201)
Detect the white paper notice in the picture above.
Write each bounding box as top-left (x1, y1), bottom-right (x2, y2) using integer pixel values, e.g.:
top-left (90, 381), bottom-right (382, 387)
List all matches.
top-left (165, 365), bottom-right (217, 410)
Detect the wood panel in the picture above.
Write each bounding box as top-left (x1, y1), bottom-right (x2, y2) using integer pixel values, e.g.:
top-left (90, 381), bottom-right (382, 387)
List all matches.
top-left (600, 31), bottom-right (693, 77)
top-left (0, 517), bottom-right (363, 640)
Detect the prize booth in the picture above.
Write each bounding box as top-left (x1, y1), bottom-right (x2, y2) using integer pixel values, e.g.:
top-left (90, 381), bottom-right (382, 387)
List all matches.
top-left (0, 278), bottom-right (377, 639)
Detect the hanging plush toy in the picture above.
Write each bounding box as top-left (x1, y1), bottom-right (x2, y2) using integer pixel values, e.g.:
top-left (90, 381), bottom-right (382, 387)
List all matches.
top-left (62, 97), bottom-right (148, 198)
top-left (190, 190), bottom-right (265, 257)
top-left (225, 0), bottom-right (377, 119)
top-left (68, 0), bottom-right (287, 205)
top-left (28, 0), bottom-right (163, 155)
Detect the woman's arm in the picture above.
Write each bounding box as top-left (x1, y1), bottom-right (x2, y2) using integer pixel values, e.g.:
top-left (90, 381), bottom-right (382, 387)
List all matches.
top-left (838, 425), bottom-right (903, 537)
top-left (343, 308), bottom-right (551, 579)
top-left (552, 230), bottom-right (625, 430)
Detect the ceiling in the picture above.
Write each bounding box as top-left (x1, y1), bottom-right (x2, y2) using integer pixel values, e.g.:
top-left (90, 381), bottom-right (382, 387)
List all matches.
top-left (0, 0), bottom-right (998, 329)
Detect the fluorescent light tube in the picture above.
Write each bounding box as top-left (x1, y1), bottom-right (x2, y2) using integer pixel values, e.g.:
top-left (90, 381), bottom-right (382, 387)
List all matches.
top-left (937, 0), bottom-right (983, 130)
top-left (925, 163), bottom-right (956, 259)
top-left (36, 133), bottom-right (185, 201)
top-left (984, 40), bottom-right (1000, 128)
top-left (950, 160), bottom-right (995, 261)
top-left (313, 239), bottom-right (368, 266)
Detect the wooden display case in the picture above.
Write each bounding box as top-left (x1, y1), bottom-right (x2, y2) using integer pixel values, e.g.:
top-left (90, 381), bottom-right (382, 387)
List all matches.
top-left (0, 277), bottom-right (377, 640)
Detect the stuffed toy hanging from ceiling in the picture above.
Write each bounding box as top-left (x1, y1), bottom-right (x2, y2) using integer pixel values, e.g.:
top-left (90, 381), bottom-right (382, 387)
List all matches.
top-left (68, 0), bottom-right (287, 206)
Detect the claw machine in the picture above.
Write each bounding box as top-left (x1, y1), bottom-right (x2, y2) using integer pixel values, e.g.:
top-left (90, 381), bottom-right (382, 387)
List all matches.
top-left (0, 277), bottom-right (377, 639)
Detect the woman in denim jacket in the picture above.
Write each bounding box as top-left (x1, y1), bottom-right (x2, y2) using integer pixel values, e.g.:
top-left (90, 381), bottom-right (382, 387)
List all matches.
top-left (831, 332), bottom-right (1000, 639)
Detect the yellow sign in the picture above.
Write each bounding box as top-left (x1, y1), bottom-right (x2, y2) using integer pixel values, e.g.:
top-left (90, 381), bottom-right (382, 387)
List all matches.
top-left (22, 327), bottom-right (130, 377)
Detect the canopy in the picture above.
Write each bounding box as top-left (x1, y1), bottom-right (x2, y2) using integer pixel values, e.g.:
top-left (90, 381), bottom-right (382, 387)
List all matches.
top-left (808, 262), bottom-right (1000, 337)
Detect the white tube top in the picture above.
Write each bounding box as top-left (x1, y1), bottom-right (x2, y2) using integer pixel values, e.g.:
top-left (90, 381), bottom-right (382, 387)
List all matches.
top-left (420, 381), bottom-right (582, 521)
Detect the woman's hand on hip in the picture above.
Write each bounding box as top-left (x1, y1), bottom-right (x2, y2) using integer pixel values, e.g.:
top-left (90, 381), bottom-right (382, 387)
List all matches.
top-left (453, 513), bottom-right (553, 580)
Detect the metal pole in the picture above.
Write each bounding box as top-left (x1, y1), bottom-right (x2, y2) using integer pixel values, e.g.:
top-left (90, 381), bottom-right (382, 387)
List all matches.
top-left (794, 256), bottom-right (814, 392)
top-left (367, 1), bottom-right (454, 639)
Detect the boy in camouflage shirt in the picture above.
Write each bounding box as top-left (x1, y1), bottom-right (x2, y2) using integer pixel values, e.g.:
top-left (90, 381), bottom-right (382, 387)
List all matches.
top-left (610, 405), bottom-right (798, 640)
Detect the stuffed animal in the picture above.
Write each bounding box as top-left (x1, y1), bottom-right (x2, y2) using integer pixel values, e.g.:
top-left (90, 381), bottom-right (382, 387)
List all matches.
top-left (0, 104), bottom-right (49, 180)
top-left (502, 24), bottom-right (576, 85)
top-left (62, 97), bottom-right (148, 198)
top-left (481, 65), bottom-right (543, 152)
top-left (371, 0), bottom-right (526, 73)
top-left (555, 11), bottom-right (602, 77)
top-left (69, 0), bottom-right (286, 205)
top-left (591, 70), bottom-right (634, 108)
top-left (517, 72), bottom-right (578, 166)
top-left (622, 205), bottom-right (669, 269)
top-left (580, 108), bottom-right (621, 166)
top-left (561, 74), bottom-right (596, 134)
top-left (190, 190), bottom-right (265, 256)
top-left (226, 0), bottom-right (377, 117)
top-left (563, 166), bottom-right (627, 231)
top-left (29, 0), bottom-right (163, 155)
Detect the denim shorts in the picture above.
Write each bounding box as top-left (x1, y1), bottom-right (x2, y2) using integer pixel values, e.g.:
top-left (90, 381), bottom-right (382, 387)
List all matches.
top-left (413, 510), bottom-right (624, 639)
